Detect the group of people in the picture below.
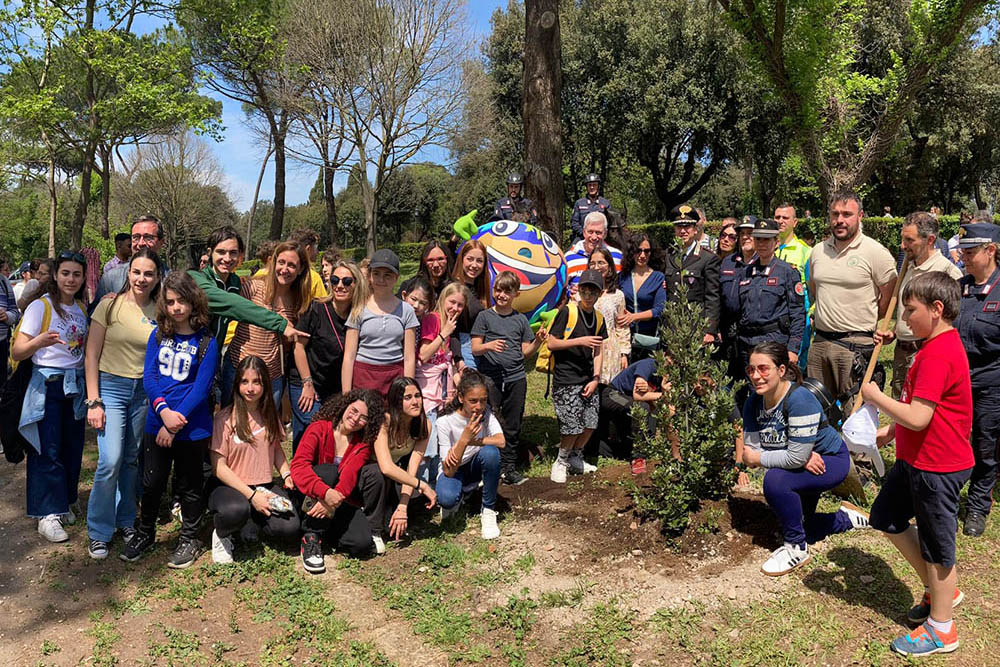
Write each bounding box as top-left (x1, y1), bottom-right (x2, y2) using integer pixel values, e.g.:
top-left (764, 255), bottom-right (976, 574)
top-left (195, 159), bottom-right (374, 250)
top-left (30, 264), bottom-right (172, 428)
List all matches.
top-left (3, 181), bottom-right (996, 657)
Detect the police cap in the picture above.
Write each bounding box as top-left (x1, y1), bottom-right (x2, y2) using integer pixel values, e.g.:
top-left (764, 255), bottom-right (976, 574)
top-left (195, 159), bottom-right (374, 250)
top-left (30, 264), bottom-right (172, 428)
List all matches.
top-left (958, 222), bottom-right (1000, 248)
top-left (738, 215), bottom-right (758, 230)
top-left (584, 173), bottom-right (601, 184)
top-left (670, 204), bottom-right (699, 224)
top-left (506, 172), bottom-right (524, 185)
top-left (751, 218), bottom-right (780, 238)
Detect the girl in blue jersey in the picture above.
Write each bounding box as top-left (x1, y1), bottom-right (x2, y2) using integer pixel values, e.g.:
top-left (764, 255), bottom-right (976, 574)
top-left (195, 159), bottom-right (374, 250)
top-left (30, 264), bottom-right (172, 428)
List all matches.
top-left (741, 342), bottom-right (869, 576)
top-left (121, 272), bottom-right (219, 568)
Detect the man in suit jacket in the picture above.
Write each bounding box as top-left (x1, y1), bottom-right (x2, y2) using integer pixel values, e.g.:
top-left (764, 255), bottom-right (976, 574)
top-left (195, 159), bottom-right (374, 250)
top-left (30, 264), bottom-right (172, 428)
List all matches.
top-left (663, 204), bottom-right (721, 345)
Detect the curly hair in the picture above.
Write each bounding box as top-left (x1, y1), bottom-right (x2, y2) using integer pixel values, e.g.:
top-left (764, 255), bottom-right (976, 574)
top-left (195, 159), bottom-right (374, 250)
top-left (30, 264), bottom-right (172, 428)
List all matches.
top-left (156, 271), bottom-right (212, 337)
top-left (621, 232), bottom-right (662, 274)
top-left (312, 389), bottom-right (386, 445)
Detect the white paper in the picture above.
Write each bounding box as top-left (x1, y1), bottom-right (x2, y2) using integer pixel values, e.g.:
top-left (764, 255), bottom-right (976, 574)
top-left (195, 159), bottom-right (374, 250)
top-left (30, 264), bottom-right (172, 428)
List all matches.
top-left (841, 403), bottom-right (885, 476)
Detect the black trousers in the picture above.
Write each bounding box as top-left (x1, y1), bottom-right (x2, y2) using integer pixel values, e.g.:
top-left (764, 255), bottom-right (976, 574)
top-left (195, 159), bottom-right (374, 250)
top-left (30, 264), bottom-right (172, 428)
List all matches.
top-left (596, 386), bottom-right (654, 460)
top-left (484, 375), bottom-right (527, 473)
top-left (138, 435), bottom-right (207, 540)
top-left (300, 462), bottom-right (384, 557)
top-left (208, 481), bottom-right (300, 541)
top-left (967, 391), bottom-right (1000, 516)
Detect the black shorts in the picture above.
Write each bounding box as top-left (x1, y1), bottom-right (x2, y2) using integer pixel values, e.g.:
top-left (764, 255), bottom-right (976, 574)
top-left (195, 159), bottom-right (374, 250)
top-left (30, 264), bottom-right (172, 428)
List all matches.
top-left (870, 459), bottom-right (972, 567)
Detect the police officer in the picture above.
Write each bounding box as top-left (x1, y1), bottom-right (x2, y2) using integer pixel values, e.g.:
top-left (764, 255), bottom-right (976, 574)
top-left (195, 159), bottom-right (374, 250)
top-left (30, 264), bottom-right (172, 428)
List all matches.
top-left (719, 216), bottom-right (757, 381)
top-left (494, 172), bottom-right (538, 225)
top-left (664, 203), bottom-right (721, 345)
top-left (955, 222), bottom-right (1000, 537)
top-left (735, 218), bottom-right (806, 374)
top-left (569, 174), bottom-right (612, 244)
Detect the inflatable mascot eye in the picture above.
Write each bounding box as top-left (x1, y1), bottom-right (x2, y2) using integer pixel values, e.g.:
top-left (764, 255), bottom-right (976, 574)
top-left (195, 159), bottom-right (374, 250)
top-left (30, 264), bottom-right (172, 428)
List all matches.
top-left (540, 232), bottom-right (559, 255)
top-left (492, 220), bottom-right (517, 237)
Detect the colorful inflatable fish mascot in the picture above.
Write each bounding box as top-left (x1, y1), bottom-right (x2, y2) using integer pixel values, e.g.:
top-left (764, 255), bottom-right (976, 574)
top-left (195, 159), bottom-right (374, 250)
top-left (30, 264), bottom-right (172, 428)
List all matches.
top-left (453, 211), bottom-right (566, 326)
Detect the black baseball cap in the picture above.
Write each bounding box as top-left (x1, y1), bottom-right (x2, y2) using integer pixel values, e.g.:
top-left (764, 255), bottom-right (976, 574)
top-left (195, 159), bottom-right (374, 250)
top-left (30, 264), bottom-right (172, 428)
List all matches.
top-left (369, 249), bottom-right (400, 274)
top-left (578, 269), bottom-right (605, 290)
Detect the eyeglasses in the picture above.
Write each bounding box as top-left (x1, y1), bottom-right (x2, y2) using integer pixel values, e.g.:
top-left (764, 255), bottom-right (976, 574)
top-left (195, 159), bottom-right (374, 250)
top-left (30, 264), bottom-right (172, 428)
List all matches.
top-left (58, 251), bottom-right (87, 265)
top-left (346, 405), bottom-right (369, 423)
top-left (131, 234), bottom-right (159, 244)
top-left (637, 248), bottom-right (652, 255)
top-left (721, 233), bottom-right (738, 240)
top-left (329, 276), bottom-right (355, 288)
top-left (745, 364), bottom-right (774, 377)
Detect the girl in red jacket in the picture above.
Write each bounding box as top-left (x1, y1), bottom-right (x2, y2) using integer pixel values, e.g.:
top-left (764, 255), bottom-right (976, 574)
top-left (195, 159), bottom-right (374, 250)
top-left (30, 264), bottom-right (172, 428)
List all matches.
top-left (290, 389), bottom-right (386, 573)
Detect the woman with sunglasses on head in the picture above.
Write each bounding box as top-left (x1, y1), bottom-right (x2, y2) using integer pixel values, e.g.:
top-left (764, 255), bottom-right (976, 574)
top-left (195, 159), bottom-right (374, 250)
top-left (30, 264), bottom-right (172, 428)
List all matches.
top-left (741, 342), bottom-right (869, 577)
top-left (617, 233), bottom-right (666, 361)
top-left (83, 249), bottom-right (163, 559)
top-left (290, 260), bottom-right (367, 450)
top-left (12, 251), bottom-right (89, 543)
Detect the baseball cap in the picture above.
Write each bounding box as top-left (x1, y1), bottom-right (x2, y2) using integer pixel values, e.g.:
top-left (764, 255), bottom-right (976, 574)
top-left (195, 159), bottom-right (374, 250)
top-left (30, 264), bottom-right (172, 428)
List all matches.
top-left (577, 269), bottom-right (605, 290)
top-left (369, 249), bottom-right (400, 274)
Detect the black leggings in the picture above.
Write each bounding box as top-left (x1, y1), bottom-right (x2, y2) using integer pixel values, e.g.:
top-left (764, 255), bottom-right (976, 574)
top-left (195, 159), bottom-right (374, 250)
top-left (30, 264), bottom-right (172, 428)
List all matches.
top-left (300, 462), bottom-right (384, 557)
top-left (208, 482), bottom-right (300, 541)
top-left (138, 435), bottom-right (207, 540)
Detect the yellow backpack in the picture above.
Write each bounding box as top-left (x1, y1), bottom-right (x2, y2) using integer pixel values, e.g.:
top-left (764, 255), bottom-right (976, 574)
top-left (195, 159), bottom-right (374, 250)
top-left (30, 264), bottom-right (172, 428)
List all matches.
top-left (10, 296), bottom-right (87, 373)
top-left (534, 302), bottom-right (605, 374)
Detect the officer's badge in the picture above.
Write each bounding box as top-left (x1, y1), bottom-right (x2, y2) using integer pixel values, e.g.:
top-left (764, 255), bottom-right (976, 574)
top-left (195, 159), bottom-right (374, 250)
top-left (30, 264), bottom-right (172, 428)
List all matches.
top-left (986, 302), bottom-right (999, 313)
top-left (959, 226), bottom-right (967, 238)
top-left (795, 282), bottom-right (804, 296)
top-left (766, 277), bottom-right (778, 286)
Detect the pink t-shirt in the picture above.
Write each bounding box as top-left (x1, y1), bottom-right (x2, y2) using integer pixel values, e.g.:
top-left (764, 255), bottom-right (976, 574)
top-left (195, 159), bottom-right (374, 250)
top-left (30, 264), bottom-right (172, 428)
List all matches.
top-left (211, 406), bottom-right (285, 485)
top-left (416, 312), bottom-right (453, 413)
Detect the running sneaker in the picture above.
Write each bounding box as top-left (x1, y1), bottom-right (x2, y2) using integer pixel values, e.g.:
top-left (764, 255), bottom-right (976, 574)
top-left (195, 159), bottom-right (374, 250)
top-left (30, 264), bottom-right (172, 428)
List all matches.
top-left (550, 459), bottom-right (568, 483)
top-left (840, 501), bottom-right (871, 530)
top-left (501, 470), bottom-right (527, 486)
top-left (120, 530), bottom-right (155, 562)
top-left (567, 450), bottom-right (597, 475)
top-left (211, 530), bottom-right (234, 565)
top-left (167, 538), bottom-right (203, 569)
top-left (907, 588), bottom-right (964, 625)
top-left (760, 542), bottom-right (810, 576)
top-left (372, 535), bottom-right (386, 555)
top-left (88, 539), bottom-right (109, 560)
top-left (301, 533), bottom-right (325, 574)
top-left (37, 515), bottom-right (69, 543)
top-left (630, 458), bottom-right (647, 475)
top-left (891, 622), bottom-right (959, 657)
top-left (963, 512), bottom-right (986, 537)
top-left (481, 507), bottom-right (500, 540)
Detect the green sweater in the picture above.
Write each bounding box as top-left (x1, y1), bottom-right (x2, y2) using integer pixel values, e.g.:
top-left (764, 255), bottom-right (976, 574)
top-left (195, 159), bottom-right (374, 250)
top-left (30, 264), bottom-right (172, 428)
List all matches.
top-left (188, 267), bottom-right (287, 349)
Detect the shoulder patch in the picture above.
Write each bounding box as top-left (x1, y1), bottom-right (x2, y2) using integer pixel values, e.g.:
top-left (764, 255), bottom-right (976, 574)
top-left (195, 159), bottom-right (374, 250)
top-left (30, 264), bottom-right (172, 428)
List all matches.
top-left (795, 282), bottom-right (804, 296)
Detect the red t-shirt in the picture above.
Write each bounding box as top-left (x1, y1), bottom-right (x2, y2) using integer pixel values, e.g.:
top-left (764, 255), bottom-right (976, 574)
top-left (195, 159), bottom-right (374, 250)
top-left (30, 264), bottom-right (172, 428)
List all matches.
top-left (896, 328), bottom-right (974, 472)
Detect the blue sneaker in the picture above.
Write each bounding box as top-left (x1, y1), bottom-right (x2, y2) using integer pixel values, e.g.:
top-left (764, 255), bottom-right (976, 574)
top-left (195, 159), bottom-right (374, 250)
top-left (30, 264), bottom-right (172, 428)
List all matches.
top-left (890, 622), bottom-right (959, 657)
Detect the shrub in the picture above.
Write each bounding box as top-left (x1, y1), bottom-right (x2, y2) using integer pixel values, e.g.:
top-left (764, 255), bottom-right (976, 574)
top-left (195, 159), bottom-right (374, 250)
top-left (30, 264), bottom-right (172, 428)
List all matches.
top-left (630, 255), bottom-right (739, 536)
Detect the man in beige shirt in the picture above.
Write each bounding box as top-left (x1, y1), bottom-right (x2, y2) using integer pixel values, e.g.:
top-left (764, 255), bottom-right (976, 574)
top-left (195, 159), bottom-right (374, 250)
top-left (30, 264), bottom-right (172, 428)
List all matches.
top-left (807, 192), bottom-right (898, 411)
top-left (874, 212), bottom-right (963, 397)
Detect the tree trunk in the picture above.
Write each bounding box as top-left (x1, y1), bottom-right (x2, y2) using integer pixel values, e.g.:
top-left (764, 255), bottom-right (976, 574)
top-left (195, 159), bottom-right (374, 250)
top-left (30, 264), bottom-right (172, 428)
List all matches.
top-left (323, 164), bottom-right (338, 246)
top-left (362, 177), bottom-right (377, 257)
top-left (523, 0), bottom-right (564, 241)
top-left (99, 144), bottom-right (111, 239)
top-left (270, 128), bottom-right (286, 240)
top-left (248, 137), bottom-right (273, 250)
top-left (71, 153), bottom-right (95, 251)
top-left (47, 153), bottom-right (57, 258)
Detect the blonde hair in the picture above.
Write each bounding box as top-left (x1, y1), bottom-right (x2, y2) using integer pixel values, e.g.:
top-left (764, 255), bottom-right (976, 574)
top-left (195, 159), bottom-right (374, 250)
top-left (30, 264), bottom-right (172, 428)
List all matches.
top-left (322, 260), bottom-right (369, 323)
top-left (435, 282), bottom-right (467, 321)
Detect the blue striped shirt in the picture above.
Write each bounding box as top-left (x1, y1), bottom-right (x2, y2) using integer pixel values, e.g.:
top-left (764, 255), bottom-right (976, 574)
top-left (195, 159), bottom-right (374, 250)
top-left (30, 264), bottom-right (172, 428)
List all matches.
top-left (742, 384), bottom-right (842, 469)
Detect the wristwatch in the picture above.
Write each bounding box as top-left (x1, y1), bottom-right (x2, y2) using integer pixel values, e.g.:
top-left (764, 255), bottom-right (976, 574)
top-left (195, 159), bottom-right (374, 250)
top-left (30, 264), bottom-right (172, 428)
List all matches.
top-left (84, 398), bottom-right (104, 408)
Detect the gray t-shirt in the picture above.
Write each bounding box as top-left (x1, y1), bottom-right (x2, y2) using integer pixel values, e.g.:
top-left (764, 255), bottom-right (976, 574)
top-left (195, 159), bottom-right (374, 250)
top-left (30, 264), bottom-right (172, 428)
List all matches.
top-left (348, 301), bottom-right (419, 365)
top-left (471, 308), bottom-right (534, 383)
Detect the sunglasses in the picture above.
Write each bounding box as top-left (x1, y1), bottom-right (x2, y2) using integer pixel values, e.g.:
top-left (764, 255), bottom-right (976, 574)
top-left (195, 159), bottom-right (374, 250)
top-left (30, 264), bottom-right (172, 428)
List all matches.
top-left (637, 248), bottom-right (652, 255)
top-left (58, 251), bottom-right (87, 266)
top-left (745, 364), bottom-right (775, 377)
top-left (329, 276), bottom-right (355, 287)
top-left (721, 232), bottom-right (738, 240)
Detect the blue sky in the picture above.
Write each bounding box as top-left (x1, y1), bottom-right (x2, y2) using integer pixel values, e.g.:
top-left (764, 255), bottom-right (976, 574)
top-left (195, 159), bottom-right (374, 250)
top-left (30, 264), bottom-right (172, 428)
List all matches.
top-left (201, 0), bottom-right (506, 211)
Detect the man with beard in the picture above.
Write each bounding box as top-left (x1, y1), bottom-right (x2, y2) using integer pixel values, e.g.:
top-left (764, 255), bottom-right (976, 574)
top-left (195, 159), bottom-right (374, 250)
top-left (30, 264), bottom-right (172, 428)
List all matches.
top-left (807, 191), bottom-right (897, 412)
top-left (874, 212), bottom-right (962, 398)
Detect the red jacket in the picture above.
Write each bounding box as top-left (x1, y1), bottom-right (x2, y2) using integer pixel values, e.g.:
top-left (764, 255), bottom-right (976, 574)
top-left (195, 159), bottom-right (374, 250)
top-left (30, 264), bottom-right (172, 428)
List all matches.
top-left (290, 421), bottom-right (372, 505)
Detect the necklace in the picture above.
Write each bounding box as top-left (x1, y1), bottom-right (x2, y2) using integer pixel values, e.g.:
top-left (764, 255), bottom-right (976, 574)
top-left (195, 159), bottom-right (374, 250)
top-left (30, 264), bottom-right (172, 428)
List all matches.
top-left (579, 307), bottom-right (595, 331)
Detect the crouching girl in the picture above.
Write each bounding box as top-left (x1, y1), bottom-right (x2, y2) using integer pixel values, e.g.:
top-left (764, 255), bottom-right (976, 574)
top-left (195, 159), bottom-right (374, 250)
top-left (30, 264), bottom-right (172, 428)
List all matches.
top-left (742, 342), bottom-right (869, 576)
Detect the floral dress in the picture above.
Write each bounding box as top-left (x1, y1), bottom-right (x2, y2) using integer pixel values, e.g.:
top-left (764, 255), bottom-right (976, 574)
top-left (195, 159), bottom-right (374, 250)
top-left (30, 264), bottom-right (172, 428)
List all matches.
top-left (594, 290), bottom-right (631, 384)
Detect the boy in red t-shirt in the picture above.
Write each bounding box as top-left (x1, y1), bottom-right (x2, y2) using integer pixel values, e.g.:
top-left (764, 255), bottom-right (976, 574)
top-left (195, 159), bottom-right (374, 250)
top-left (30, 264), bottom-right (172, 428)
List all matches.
top-left (861, 271), bottom-right (973, 657)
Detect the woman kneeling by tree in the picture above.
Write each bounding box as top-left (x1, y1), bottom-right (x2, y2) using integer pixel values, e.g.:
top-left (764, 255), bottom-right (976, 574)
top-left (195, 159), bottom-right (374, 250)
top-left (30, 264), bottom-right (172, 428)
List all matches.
top-left (742, 342), bottom-right (870, 576)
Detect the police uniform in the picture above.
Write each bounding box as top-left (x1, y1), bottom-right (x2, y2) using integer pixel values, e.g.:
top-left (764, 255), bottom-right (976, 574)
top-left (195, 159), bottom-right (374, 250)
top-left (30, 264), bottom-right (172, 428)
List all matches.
top-left (778, 233), bottom-right (812, 368)
top-left (735, 219), bottom-right (806, 370)
top-left (570, 195), bottom-right (612, 242)
top-left (954, 222), bottom-right (1000, 532)
top-left (718, 216), bottom-right (757, 382)
top-left (663, 204), bottom-right (721, 337)
top-left (494, 196), bottom-right (538, 225)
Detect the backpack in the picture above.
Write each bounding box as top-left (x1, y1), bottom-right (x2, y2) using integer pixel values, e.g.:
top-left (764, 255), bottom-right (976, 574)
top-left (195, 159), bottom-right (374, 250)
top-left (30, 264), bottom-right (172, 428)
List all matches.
top-left (2, 296), bottom-right (87, 463)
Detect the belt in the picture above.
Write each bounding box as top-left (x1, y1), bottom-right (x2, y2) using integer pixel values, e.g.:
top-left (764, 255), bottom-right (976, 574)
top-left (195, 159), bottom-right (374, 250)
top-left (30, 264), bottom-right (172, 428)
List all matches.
top-left (740, 322), bottom-right (783, 337)
top-left (815, 329), bottom-right (874, 340)
top-left (897, 339), bottom-right (922, 353)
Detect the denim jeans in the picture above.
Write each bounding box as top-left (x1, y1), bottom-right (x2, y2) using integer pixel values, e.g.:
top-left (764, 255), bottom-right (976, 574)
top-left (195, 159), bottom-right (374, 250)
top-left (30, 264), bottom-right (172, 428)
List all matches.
top-left (86, 373), bottom-right (147, 541)
top-left (417, 407), bottom-right (440, 485)
top-left (436, 445), bottom-right (500, 510)
top-left (25, 381), bottom-right (85, 517)
top-left (288, 382), bottom-right (320, 453)
top-left (458, 333), bottom-right (478, 370)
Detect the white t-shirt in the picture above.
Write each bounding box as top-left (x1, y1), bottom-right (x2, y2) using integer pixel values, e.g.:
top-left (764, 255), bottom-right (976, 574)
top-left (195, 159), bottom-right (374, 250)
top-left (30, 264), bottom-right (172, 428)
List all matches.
top-left (18, 295), bottom-right (88, 368)
top-left (436, 409), bottom-right (502, 467)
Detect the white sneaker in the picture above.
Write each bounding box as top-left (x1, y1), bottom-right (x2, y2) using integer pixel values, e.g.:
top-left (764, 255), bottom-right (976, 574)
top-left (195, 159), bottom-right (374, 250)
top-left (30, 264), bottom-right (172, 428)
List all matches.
top-left (550, 459), bottom-right (568, 483)
top-left (38, 515), bottom-right (69, 543)
top-left (481, 508), bottom-right (500, 540)
top-left (840, 502), bottom-right (871, 530)
top-left (372, 535), bottom-right (386, 555)
top-left (240, 521), bottom-right (260, 543)
top-left (211, 530), bottom-right (234, 564)
top-left (761, 542), bottom-right (811, 576)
